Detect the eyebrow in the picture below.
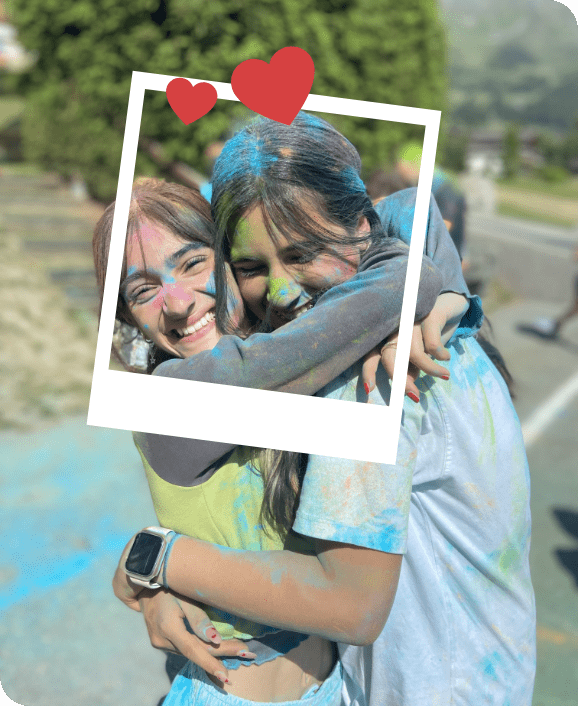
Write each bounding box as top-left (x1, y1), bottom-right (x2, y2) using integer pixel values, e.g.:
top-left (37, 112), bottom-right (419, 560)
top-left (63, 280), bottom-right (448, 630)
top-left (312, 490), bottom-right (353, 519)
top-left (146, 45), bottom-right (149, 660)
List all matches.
top-left (164, 241), bottom-right (206, 268)
top-left (120, 242), bottom-right (207, 295)
top-left (230, 243), bottom-right (312, 264)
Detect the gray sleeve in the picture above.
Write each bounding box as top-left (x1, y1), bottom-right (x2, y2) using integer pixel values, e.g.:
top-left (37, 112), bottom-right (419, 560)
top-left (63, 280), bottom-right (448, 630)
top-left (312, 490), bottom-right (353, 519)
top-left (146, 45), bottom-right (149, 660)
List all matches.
top-left (141, 240), bottom-right (442, 485)
top-left (373, 187), bottom-right (469, 297)
top-left (154, 239), bottom-right (442, 395)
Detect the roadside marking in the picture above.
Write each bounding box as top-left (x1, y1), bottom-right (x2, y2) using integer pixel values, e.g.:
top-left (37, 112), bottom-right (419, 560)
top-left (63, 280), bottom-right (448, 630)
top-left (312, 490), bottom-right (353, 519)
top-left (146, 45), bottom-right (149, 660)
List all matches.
top-left (522, 369), bottom-right (578, 447)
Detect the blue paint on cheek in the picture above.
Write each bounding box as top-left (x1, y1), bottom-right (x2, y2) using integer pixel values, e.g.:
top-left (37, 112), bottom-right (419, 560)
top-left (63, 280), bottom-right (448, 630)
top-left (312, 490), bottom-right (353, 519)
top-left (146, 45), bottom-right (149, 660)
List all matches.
top-left (205, 272), bottom-right (217, 296)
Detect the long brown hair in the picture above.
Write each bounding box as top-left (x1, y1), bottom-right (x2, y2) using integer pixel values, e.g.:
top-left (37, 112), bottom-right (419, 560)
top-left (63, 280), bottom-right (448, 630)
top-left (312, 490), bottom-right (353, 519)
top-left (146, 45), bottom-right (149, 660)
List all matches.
top-left (253, 449), bottom-right (307, 538)
top-left (92, 177), bottom-right (216, 371)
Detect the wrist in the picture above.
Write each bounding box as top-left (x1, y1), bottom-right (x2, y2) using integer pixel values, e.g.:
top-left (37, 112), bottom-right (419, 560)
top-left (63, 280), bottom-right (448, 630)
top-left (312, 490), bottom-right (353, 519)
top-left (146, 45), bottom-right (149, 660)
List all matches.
top-left (158, 532), bottom-right (181, 589)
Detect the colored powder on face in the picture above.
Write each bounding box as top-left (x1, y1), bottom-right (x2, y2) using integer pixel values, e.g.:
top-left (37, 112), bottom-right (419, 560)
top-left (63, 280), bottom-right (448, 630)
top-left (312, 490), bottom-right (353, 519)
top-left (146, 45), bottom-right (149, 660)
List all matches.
top-left (205, 271), bottom-right (217, 297)
top-left (229, 217), bottom-right (253, 261)
top-left (269, 277), bottom-right (291, 301)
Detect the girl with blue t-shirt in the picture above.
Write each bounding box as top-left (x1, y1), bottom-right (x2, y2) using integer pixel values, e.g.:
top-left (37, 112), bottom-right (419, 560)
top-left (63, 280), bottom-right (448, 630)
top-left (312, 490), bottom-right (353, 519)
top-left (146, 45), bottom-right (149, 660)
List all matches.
top-left (111, 115), bottom-right (522, 706)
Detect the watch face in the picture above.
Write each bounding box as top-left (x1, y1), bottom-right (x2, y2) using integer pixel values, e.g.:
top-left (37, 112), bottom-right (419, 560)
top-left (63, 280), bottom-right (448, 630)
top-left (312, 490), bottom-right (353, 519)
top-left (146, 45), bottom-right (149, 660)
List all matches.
top-left (125, 532), bottom-right (163, 577)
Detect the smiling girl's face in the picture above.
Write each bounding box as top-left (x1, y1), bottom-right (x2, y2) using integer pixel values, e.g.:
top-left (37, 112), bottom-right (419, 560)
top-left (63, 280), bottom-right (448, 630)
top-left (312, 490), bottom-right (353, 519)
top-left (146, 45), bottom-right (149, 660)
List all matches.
top-left (122, 219), bottom-right (245, 358)
top-left (229, 204), bottom-right (369, 330)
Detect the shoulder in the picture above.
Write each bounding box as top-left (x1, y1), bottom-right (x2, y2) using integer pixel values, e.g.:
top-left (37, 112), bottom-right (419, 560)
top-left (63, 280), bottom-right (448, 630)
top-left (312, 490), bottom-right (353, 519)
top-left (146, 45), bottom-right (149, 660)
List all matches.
top-left (373, 187), bottom-right (418, 223)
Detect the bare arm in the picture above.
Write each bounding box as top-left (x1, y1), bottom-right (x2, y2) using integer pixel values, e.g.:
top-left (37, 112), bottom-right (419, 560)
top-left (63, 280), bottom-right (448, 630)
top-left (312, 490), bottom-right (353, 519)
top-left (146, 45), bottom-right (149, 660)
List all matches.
top-left (114, 535), bottom-right (402, 647)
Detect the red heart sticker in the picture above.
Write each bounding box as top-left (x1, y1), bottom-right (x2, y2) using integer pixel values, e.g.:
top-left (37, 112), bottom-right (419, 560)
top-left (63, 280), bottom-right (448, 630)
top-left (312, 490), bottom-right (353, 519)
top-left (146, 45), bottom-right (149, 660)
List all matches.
top-left (166, 79), bottom-right (218, 125)
top-left (231, 47), bottom-right (314, 125)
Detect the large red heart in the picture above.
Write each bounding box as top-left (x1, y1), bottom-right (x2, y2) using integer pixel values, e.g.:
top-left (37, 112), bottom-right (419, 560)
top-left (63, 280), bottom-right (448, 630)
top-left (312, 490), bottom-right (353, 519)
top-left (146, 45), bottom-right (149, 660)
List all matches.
top-left (231, 47), bottom-right (314, 125)
top-left (166, 79), bottom-right (218, 125)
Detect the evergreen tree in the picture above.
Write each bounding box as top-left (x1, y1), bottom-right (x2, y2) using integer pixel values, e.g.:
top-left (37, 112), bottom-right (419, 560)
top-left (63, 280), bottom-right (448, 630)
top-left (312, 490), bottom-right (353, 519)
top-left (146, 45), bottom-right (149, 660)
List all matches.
top-left (503, 122), bottom-right (521, 180)
top-left (9, 0), bottom-right (447, 201)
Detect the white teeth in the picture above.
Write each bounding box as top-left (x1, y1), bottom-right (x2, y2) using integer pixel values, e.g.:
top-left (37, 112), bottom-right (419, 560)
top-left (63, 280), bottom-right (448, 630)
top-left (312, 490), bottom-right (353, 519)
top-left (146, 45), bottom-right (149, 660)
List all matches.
top-left (279, 302), bottom-right (314, 321)
top-left (176, 311), bottom-right (215, 337)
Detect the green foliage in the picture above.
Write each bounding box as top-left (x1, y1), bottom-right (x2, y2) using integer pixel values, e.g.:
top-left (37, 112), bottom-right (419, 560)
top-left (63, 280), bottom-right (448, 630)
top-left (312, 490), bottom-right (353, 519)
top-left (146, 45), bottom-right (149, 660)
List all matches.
top-left (10, 0), bottom-right (447, 201)
top-left (438, 127), bottom-right (468, 172)
top-left (537, 165), bottom-right (569, 184)
top-left (503, 123), bottom-right (521, 180)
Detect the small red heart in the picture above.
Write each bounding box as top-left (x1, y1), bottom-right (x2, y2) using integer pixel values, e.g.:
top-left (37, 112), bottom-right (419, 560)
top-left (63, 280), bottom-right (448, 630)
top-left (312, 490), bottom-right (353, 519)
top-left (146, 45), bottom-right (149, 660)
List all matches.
top-left (166, 79), bottom-right (218, 125)
top-left (231, 47), bottom-right (314, 125)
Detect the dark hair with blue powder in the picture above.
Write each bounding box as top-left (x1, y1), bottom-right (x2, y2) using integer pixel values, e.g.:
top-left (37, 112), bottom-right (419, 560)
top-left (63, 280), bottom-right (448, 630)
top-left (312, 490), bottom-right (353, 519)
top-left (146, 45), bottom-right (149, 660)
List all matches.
top-left (211, 112), bottom-right (386, 332)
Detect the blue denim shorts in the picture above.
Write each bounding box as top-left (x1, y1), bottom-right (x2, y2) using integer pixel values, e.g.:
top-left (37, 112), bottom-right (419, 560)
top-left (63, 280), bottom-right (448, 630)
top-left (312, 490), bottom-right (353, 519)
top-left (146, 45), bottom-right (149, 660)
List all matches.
top-left (162, 657), bottom-right (343, 706)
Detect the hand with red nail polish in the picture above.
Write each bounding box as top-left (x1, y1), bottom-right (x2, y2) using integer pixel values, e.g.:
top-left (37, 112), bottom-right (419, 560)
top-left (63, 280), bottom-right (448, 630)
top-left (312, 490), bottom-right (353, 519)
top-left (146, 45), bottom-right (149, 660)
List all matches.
top-left (136, 590), bottom-right (254, 683)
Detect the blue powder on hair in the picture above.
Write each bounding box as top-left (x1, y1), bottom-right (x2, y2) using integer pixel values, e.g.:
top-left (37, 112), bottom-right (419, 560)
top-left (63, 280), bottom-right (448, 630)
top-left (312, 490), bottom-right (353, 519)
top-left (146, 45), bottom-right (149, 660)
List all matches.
top-left (341, 165), bottom-right (367, 194)
top-left (215, 131), bottom-right (278, 184)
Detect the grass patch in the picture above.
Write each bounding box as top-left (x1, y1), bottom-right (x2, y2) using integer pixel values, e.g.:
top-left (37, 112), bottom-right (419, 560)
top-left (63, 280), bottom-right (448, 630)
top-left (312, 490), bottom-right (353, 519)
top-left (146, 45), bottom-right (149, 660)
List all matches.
top-left (497, 175), bottom-right (578, 199)
top-left (497, 202), bottom-right (577, 228)
top-left (0, 96), bottom-right (24, 129)
top-left (1, 162), bottom-right (44, 176)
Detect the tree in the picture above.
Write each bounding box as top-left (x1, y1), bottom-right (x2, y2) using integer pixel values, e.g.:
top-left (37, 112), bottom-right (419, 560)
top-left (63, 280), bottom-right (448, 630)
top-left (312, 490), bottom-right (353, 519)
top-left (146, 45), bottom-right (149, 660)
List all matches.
top-left (502, 122), bottom-right (521, 180)
top-left (8, 0), bottom-right (447, 201)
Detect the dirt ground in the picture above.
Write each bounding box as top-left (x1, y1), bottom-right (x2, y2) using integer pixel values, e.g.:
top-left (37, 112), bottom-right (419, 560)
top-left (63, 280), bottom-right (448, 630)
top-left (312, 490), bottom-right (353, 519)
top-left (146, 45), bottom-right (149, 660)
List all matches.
top-left (0, 168), bottom-right (104, 429)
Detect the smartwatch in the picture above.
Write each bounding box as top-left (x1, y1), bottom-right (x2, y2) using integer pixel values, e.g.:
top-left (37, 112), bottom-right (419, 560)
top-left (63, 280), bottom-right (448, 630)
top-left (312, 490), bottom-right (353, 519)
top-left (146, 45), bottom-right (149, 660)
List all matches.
top-left (124, 527), bottom-right (177, 589)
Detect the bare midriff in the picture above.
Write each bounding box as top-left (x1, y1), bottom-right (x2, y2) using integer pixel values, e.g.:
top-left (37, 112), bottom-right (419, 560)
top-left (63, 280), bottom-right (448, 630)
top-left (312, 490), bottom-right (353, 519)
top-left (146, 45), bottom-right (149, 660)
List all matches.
top-left (207, 635), bottom-right (336, 702)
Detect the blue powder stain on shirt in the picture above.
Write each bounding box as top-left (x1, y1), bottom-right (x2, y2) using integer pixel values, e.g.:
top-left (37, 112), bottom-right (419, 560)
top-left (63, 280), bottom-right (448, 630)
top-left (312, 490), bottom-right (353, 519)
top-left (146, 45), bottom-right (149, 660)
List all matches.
top-left (377, 522), bottom-right (404, 553)
top-left (481, 651), bottom-right (502, 681)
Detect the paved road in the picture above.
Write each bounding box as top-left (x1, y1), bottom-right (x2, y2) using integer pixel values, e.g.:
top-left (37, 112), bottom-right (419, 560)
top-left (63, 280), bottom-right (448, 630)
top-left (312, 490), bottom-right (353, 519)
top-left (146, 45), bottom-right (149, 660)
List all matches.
top-left (0, 423), bottom-right (170, 706)
top-left (467, 210), bottom-right (577, 305)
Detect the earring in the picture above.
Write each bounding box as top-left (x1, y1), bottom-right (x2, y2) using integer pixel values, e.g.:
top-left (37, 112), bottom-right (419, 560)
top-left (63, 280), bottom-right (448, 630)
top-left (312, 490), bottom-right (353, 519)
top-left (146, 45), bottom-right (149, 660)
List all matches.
top-left (148, 344), bottom-right (156, 367)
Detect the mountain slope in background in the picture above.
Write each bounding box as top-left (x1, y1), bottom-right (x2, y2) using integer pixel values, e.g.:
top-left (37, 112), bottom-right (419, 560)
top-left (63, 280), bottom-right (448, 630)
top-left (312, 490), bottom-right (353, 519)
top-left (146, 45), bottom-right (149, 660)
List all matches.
top-left (440, 0), bottom-right (578, 129)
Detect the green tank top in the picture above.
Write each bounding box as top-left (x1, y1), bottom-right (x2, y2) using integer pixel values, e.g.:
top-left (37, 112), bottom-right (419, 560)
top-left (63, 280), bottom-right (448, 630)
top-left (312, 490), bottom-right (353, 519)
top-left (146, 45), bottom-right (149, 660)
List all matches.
top-left (135, 440), bottom-right (314, 640)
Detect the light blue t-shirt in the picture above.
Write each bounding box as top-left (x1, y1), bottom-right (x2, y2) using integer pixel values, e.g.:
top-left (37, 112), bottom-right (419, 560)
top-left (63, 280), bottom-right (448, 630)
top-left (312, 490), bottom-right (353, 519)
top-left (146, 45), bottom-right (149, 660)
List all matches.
top-left (293, 337), bottom-right (536, 706)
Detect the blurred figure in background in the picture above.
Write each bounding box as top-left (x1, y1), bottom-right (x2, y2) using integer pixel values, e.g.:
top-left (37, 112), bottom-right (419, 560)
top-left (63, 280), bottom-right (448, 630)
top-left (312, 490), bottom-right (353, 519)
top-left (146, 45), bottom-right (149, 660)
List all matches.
top-left (531, 246), bottom-right (578, 339)
top-left (367, 141), bottom-right (468, 265)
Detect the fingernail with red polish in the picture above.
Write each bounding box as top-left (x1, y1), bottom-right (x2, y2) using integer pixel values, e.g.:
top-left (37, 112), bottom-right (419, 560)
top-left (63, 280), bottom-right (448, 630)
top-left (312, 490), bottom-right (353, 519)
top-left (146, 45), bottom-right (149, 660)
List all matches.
top-left (441, 374), bottom-right (450, 380)
top-left (204, 626), bottom-right (219, 642)
top-left (364, 382), bottom-right (370, 395)
top-left (407, 392), bottom-right (420, 403)
top-left (237, 650), bottom-right (257, 659)
top-left (214, 671), bottom-right (230, 684)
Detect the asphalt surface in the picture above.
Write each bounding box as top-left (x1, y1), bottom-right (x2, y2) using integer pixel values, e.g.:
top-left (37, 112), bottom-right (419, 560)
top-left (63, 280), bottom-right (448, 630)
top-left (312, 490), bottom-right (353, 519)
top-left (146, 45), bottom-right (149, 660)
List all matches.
top-left (1, 203), bottom-right (578, 705)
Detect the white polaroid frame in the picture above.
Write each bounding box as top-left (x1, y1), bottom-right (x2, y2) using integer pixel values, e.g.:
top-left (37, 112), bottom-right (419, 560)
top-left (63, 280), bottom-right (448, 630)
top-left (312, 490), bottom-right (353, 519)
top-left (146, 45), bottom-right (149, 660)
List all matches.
top-left (88, 70), bottom-right (440, 465)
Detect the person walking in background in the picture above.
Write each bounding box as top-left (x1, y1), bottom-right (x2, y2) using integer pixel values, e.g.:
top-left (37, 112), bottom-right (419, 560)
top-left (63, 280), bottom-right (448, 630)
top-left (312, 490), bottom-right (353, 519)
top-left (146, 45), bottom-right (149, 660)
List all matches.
top-left (530, 246), bottom-right (578, 339)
